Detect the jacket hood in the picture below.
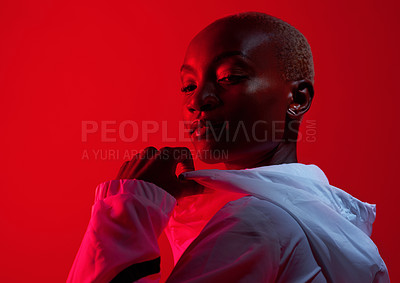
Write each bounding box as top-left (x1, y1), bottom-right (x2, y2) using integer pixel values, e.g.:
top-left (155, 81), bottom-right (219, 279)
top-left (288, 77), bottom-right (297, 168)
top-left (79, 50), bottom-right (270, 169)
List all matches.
top-left (181, 163), bottom-right (388, 282)
top-left (181, 163), bottom-right (377, 237)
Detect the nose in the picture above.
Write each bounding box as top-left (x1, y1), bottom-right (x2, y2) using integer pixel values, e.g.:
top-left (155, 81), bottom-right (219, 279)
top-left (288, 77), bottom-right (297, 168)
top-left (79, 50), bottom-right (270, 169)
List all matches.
top-left (186, 83), bottom-right (221, 113)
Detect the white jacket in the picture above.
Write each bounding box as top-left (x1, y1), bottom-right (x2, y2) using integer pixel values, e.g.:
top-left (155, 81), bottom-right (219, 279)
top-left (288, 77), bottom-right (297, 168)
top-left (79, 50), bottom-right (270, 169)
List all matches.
top-left (67, 163), bottom-right (389, 282)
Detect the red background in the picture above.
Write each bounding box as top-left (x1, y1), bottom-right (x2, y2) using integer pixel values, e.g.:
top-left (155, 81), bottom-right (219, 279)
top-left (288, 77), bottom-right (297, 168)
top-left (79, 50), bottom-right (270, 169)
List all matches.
top-left (0, 0), bottom-right (398, 281)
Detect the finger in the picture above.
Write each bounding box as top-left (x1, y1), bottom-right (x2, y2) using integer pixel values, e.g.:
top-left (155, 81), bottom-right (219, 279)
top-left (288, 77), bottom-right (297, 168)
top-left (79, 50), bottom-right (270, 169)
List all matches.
top-left (158, 147), bottom-right (194, 176)
top-left (126, 147), bottom-right (159, 178)
top-left (140, 146), bottom-right (158, 159)
top-left (122, 151), bottom-right (142, 178)
top-left (116, 160), bottom-right (129, 179)
top-left (174, 147), bottom-right (195, 173)
top-left (127, 151), bottom-right (141, 165)
top-left (134, 147), bottom-right (159, 169)
top-left (133, 149), bottom-right (162, 180)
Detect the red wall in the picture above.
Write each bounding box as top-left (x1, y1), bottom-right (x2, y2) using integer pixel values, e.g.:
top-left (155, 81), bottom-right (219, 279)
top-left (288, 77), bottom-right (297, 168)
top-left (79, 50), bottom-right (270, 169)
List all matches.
top-left (0, 0), bottom-right (398, 281)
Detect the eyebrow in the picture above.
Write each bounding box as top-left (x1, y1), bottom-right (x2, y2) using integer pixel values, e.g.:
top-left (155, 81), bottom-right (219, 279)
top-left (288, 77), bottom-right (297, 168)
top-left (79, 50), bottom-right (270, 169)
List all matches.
top-left (180, 50), bottom-right (249, 73)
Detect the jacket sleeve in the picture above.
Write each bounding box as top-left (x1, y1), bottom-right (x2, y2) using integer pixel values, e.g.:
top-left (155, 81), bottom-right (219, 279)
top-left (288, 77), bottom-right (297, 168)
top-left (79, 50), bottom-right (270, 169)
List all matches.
top-left (66, 179), bottom-right (176, 283)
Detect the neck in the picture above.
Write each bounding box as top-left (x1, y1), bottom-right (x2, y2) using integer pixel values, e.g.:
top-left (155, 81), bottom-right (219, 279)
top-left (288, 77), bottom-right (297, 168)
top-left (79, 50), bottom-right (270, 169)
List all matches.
top-left (224, 141), bottom-right (298, 170)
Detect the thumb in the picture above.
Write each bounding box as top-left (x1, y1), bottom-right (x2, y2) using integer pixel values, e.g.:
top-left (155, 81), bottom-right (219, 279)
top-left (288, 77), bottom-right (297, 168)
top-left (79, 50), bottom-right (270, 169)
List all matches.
top-left (173, 147), bottom-right (204, 198)
top-left (172, 147), bottom-right (195, 177)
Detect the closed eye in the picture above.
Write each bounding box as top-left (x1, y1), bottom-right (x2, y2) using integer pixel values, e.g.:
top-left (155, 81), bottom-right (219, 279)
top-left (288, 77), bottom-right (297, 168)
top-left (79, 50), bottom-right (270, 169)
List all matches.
top-left (217, 75), bottom-right (248, 84)
top-left (181, 84), bottom-right (197, 94)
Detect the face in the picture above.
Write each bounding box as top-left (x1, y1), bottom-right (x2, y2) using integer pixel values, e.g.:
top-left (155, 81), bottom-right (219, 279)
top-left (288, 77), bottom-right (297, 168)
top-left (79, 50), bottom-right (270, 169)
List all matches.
top-left (180, 20), bottom-right (292, 168)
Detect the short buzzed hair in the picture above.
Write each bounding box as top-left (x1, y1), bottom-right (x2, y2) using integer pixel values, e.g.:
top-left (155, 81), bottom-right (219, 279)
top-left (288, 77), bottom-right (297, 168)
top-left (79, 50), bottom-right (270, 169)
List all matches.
top-left (214, 11), bottom-right (315, 83)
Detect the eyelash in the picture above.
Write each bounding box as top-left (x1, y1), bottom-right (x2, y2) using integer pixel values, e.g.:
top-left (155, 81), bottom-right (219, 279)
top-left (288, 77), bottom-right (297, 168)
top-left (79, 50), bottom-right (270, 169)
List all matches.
top-left (180, 85), bottom-right (197, 94)
top-left (218, 75), bottom-right (247, 84)
top-left (180, 75), bottom-right (247, 94)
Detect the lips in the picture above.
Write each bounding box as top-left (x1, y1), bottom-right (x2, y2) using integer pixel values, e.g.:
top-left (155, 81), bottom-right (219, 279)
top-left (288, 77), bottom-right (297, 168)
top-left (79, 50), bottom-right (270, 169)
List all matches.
top-left (190, 119), bottom-right (227, 139)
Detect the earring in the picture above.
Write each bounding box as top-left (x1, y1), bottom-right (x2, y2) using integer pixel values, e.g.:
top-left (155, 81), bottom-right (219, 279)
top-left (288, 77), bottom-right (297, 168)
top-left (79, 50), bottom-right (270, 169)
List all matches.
top-left (287, 108), bottom-right (296, 116)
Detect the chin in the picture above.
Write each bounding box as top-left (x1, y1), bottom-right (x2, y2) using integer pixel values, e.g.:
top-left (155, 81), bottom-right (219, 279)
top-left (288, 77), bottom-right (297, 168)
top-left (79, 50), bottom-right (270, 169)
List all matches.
top-left (192, 142), bottom-right (231, 164)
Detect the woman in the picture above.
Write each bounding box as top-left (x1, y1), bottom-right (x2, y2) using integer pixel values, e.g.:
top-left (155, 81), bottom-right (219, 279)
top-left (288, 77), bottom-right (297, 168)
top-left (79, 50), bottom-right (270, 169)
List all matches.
top-left (67, 12), bottom-right (389, 282)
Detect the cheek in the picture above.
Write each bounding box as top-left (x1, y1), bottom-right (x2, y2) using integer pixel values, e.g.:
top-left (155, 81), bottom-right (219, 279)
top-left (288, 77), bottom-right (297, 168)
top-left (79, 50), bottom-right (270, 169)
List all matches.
top-left (246, 77), bottom-right (270, 94)
top-left (237, 81), bottom-right (288, 139)
top-left (219, 81), bottom-right (264, 114)
top-left (229, 80), bottom-right (287, 122)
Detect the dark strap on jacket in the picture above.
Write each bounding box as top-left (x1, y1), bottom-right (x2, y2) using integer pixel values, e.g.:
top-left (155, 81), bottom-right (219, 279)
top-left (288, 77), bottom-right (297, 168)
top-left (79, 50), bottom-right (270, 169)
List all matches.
top-left (110, 257), bottom-right (160, 283)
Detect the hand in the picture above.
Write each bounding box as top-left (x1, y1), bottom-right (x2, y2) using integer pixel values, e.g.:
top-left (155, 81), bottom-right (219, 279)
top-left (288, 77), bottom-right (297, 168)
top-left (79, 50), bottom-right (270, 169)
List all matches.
top-left (116, 147), bottom-right (203, 199)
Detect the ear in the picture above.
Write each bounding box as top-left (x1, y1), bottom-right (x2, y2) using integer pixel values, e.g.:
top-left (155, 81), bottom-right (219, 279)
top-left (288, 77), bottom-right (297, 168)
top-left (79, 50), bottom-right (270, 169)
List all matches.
top-left (286, 79), bottom-right (314, 120)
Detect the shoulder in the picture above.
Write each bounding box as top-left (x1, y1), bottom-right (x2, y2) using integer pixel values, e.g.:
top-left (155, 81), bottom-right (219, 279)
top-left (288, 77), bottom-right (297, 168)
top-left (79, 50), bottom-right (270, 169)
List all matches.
top-left (172, 196), bottom-right (326, 282)
top-left (206, 196), bottom-right (326, 281)
top-left (216, 195), bottom-right (305, 238)
top-left (210, 195), bottom-right (319, 264)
